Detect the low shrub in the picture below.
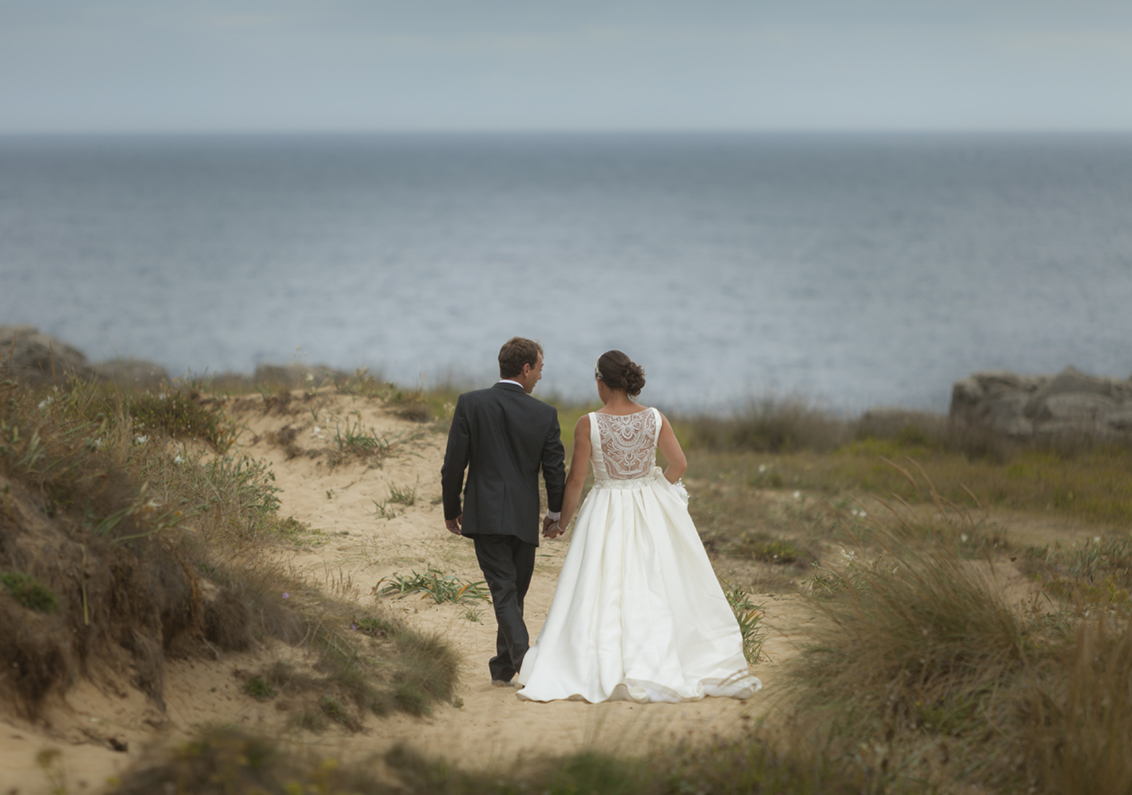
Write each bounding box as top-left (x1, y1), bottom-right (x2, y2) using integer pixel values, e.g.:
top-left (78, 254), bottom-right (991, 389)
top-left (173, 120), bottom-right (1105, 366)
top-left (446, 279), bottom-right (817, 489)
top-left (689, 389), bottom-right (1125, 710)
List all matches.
top-left (678, 395), bottom-right (850, 454)
top-left (126, 389), bottom-right (235, 451)
top-left (0, 572), bottom-right (59, 614)
top-left (794, 536), bottom-right (1033, 784)
top-left (722, 581), bottom-right (767, 663)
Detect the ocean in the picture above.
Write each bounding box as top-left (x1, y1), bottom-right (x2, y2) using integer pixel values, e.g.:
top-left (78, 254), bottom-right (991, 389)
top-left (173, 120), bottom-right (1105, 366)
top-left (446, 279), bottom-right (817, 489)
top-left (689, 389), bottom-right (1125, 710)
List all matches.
top-left (2, 132), bottom-right (1131, 413)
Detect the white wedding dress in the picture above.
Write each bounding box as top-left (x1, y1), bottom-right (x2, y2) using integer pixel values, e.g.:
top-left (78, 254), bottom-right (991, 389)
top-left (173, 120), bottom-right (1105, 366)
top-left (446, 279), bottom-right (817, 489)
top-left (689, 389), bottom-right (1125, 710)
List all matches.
top-left (516, 408), bottom-right (761, 703)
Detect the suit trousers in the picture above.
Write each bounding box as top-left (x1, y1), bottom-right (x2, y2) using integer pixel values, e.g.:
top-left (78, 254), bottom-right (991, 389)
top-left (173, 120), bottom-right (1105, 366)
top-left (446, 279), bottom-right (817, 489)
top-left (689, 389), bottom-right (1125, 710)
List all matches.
top-left (472, 535), bottom-right (537, 682)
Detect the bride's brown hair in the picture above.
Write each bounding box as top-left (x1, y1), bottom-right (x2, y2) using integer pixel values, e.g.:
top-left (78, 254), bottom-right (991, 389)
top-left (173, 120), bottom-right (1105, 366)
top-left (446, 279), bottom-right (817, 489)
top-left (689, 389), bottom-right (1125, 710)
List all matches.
top-left (595, 351), bottom-right (646, 397)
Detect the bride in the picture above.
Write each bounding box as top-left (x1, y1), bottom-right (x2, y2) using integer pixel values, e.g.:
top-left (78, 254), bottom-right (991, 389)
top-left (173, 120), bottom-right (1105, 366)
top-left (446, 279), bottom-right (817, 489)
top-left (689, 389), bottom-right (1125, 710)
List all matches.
top-left (516, 351), bottom-right (761, 703)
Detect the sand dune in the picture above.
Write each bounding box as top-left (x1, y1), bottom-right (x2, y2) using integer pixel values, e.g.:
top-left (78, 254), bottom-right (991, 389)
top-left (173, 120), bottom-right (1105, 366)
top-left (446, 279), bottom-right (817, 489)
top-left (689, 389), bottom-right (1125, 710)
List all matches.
top-left (1, 390), bottom-right (795, 794)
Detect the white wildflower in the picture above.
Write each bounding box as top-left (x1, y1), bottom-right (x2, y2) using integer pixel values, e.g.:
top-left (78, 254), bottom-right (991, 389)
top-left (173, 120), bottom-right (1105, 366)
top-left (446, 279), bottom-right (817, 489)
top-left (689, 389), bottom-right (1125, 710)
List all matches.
top-left (37, 397), bottom-right (54, 410)
top-left (134, 435), bottom-right (148, 445)
top-left (793, 491), bottom-right (801, 499)
top-left (312, 425), bottom-right (322, 437)
top-left (961, 533), bottom-right (968, 543)
top-left (173, 455), bottom-right (185, 464)
top-left (91, 438), bottom-right (103, 449)
top-left (758, 464), bottom-right (766, 473)
top-left (1095, 536), bottom-right (1102, 544)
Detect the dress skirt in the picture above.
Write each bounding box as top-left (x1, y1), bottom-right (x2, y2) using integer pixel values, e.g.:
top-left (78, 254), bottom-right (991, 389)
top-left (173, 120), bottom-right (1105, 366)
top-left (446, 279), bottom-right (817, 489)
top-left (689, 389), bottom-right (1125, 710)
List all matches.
top-left (516, 468), bottom-right (761, 703)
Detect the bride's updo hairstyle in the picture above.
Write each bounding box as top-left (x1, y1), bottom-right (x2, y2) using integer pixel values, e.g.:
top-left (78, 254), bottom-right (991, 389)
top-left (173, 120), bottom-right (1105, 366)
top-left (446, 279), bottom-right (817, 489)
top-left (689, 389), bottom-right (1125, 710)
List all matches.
top-left (595, 350), bottom-right (646, 398)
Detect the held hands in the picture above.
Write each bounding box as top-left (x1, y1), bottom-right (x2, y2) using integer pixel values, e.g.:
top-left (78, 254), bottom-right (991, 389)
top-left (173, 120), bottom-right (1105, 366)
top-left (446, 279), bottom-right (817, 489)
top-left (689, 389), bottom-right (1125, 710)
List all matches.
top-left (542, 515), bottom-right (565, 539)
top-left (445, 515), bottom-right (462, 535)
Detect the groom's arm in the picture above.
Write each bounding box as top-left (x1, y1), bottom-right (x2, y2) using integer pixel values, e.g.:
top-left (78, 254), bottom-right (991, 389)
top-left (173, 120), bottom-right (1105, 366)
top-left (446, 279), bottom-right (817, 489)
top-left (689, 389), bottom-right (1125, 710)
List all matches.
top-left (540, 412), bottom-right (566, 514)
top-left (441, 395), bottom-right (471, 525)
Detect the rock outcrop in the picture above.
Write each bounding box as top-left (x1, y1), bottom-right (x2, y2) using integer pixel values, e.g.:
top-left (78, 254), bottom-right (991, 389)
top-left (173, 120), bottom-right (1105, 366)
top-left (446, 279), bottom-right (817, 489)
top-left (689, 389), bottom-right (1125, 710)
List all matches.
top-left (0, 325), bottom-right (93, 386)
top-left (950, 367), bottom-right (1132, 439)
top-left (1, 326), bottom-right (167, 389)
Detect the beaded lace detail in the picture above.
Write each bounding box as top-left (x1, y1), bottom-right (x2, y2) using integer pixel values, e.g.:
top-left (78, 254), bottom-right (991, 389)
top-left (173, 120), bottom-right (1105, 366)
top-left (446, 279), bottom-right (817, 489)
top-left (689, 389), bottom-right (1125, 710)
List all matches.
top-left (593, 410), bottom-right (658, 480)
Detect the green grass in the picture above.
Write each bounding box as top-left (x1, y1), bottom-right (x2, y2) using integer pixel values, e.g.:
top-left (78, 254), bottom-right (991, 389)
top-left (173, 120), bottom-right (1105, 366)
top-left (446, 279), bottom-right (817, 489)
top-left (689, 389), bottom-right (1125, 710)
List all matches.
top-left (829, 440), bottom-right (1132, 526)
top-left (387, 482), bottom-right (417, 506)
top-left (331, 413), bottom-right (395, 462)
top-left (375, 483), bottom-right (419, 518)
top-left (125, 388), bottom-right (237, 452)
top-left (722, 581), bottom-right (767, 664)
top-left (243, 676), bottom-right (277, 701)
top-left (137, 445), bottom-right (284, 545)
top-left (0, 572), bottom-right (59, 614)
top-left (376, 567), bottom-right (489, 604)
top-left (731, 533), bottom-right (817, 567)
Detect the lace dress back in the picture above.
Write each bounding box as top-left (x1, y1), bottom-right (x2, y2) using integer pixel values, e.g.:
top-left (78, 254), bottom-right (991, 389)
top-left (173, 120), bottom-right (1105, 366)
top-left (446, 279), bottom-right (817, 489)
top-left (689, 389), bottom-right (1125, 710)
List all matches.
top-left (590, 408), bottom-right (661, 483)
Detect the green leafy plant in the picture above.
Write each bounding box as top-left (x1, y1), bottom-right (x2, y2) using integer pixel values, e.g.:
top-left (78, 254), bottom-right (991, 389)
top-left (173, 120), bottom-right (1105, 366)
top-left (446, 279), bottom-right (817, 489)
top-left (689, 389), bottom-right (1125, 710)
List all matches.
top-left (243, 677), bottom-right (277, 701)
top-left (144, 450), bottom-right (282, 543)
top-left (722, 581), bottom-right (767, 664)
top-left (319, 695), bottom-right (355, 728)
top-left (376, 567), bottom-right (488, 604)
top-left (732, 533), bottom-right (816, 567)
top-left (1, 572), bottom-right (60, 614)
top-left (387, 482), bottom-right (417, 506)
top-left (373, 499), bottom-right (396, 520)
top-left (333, 414), bottom-right (392, 459)
top-left (127, 389), bottom-right (235, 452)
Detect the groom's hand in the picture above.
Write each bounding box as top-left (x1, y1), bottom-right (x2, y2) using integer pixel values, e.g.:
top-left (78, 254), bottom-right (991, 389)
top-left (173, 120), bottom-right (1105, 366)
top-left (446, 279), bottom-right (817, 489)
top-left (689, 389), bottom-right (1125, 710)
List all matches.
top-left (445, 515), bottom-right (462, 535)
top-left (542, 517), bottom-right (563, 539)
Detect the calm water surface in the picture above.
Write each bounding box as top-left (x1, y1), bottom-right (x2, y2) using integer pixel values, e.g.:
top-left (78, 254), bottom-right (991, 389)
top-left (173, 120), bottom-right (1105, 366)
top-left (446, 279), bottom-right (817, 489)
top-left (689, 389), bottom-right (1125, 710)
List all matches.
top-left (2, 133), bottom-right (1131, 412)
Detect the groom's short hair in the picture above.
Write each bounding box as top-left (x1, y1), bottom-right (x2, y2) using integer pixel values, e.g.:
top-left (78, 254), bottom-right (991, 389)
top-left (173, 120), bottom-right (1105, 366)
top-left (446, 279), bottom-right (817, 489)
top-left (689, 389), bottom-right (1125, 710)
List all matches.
top-left (498, 337), bottom-right (543, 379)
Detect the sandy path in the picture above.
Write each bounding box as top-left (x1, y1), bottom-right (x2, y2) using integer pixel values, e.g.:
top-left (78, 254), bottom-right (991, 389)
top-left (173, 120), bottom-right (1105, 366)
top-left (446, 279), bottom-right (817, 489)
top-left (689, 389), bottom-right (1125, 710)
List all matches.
top-left (0, 392), bottom-right (790, 794)
top-left (250, 392), bottom-right (783, 769)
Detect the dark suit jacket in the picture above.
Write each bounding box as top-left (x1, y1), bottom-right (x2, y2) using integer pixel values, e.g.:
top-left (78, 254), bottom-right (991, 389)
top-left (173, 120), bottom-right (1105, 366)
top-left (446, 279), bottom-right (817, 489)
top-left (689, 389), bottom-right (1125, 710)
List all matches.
top-left (441, 382), bottom-right (566, 546)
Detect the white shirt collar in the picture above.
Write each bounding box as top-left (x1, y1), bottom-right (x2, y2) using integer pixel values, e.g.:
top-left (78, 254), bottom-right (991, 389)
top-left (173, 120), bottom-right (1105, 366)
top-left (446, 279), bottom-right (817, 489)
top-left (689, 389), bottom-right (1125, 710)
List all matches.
top-left (497, 379), bottom-right (523, 388)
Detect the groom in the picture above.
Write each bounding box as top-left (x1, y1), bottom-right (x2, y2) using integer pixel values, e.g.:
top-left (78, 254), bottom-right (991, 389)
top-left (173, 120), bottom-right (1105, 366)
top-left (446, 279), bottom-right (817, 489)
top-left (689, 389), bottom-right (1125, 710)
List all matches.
top-left (441, 337), bottom-right (566, 686)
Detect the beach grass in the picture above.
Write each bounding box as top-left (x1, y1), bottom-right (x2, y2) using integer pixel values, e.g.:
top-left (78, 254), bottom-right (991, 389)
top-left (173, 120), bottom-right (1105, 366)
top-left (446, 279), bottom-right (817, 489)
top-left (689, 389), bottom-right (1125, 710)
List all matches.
top-left (8, 373), bottom-right (1132, 793)
top-left (0, 376), bottom-right (461, 727)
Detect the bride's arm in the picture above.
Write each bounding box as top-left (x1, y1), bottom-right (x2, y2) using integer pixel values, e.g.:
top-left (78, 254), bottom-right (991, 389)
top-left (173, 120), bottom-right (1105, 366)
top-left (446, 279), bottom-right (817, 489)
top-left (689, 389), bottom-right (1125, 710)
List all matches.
top-left (557, 415), bottom-right (592, 530)
top-left (657, 412), bottom-right (687, 484)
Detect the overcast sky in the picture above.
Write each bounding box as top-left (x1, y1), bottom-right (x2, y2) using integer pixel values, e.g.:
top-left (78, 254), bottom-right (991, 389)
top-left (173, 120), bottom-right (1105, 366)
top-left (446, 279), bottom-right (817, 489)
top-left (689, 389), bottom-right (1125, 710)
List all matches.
top-left (2, 1), bottom-right (1131, 133)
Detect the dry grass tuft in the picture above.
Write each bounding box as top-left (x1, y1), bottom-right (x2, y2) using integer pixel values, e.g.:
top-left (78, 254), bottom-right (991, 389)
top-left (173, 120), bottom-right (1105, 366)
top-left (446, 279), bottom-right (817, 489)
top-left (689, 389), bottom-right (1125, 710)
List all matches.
top-left (678, 395), bottom-right (851, 454)
top-left (1024, 613), bottom-right (1132, 794)
top-left (0, 376), bottom-right (460, 726)
top-left (109, 722), bottom-right (908, 795)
